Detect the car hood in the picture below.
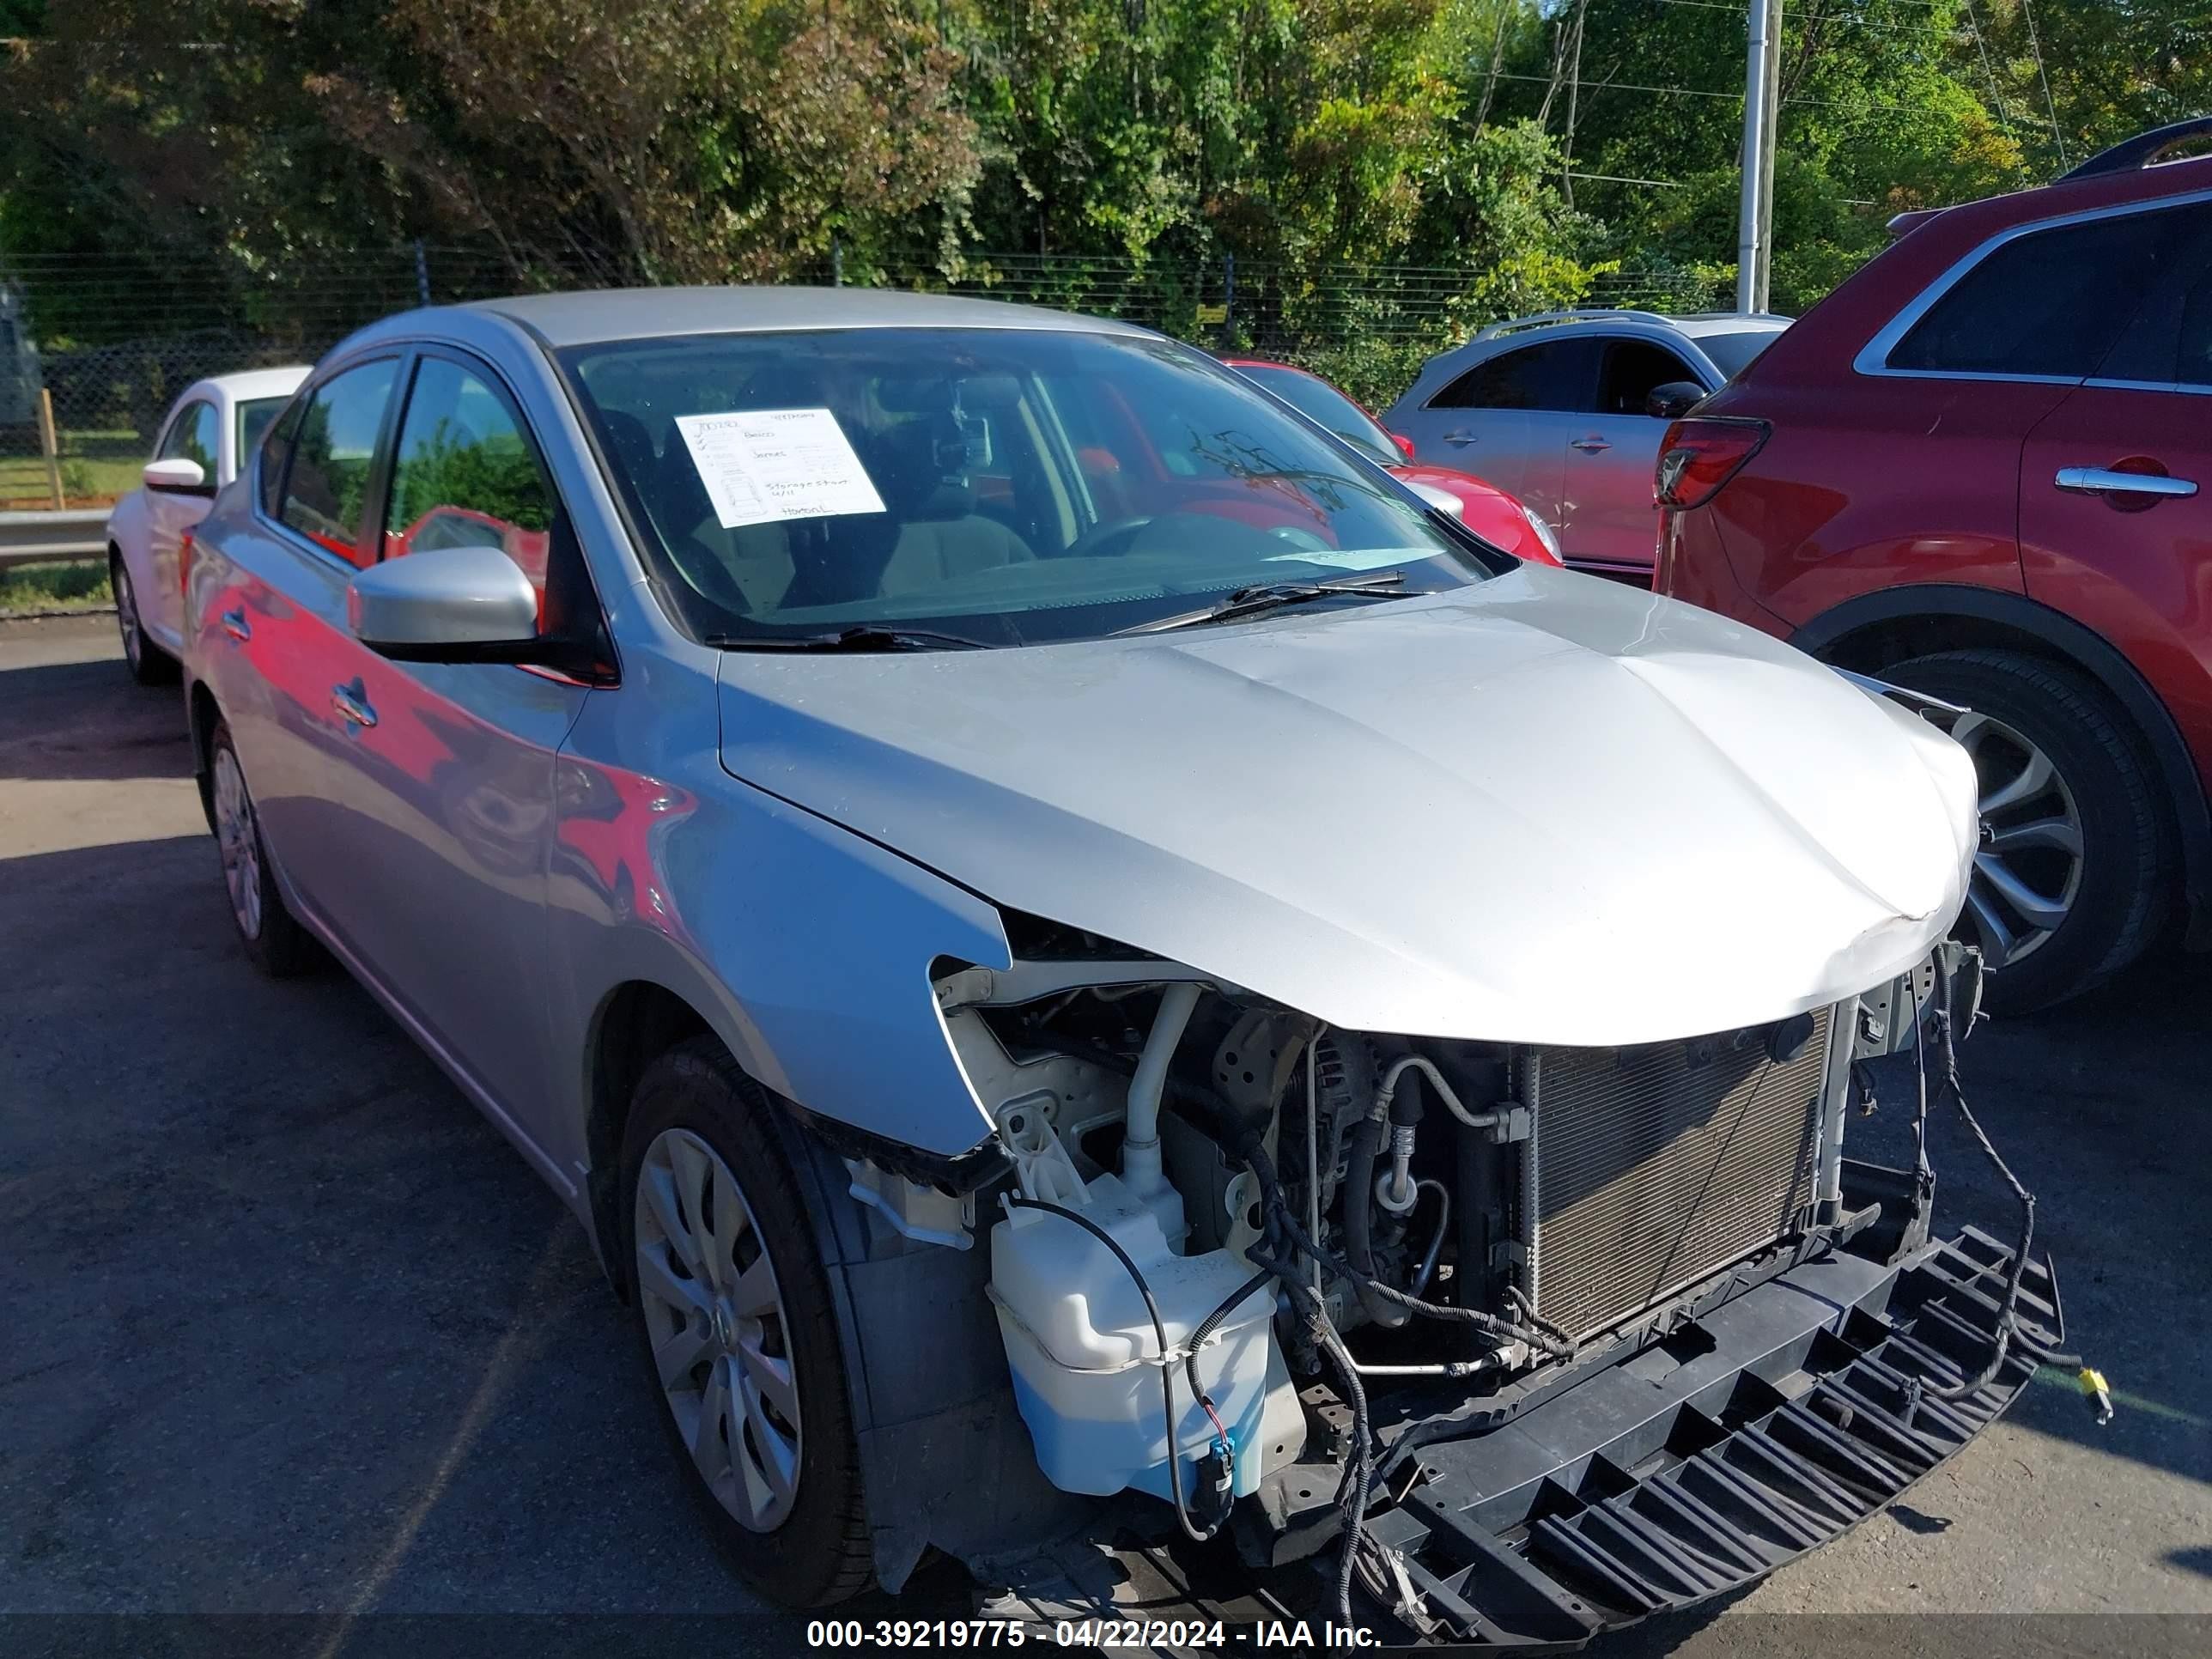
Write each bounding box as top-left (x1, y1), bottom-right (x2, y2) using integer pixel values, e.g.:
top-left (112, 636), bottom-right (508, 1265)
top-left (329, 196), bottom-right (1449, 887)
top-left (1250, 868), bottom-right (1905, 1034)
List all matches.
top-left (714, 566), bottom-right (1978, 1046)
top-left (1389, 460), bottom-right (1514, 507)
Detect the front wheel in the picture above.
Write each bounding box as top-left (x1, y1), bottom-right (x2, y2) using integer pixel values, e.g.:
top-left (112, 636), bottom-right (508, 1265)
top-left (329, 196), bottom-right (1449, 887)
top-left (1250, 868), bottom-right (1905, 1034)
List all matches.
top-left (207, 718), bottom-right (313, 976)
top-left (620, 1037), bottom-right (872, 1605)
top-left (112, 551), bottom-right (174, 685)
top-left (1887, 649), bottom-right (2172, 1012)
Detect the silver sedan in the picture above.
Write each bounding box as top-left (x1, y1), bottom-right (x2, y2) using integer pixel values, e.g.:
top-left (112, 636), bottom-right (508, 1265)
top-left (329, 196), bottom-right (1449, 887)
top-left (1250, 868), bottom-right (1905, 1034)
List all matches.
top-left (179, 287), bottom-right (2014, 1635)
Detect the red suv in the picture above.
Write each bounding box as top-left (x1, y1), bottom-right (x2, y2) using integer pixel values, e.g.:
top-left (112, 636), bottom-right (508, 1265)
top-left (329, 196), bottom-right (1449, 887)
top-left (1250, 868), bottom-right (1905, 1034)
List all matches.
top-left (1658, 119), bottom-right (2212, 1010)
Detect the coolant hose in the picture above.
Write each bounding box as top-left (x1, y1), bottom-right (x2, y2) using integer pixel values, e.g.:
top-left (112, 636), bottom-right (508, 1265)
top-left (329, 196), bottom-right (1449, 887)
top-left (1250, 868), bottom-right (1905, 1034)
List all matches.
top-left (1343, 1112), bottom-right (1410, 1329)
top-left (1122, 982), bottom-right (1200, 1200)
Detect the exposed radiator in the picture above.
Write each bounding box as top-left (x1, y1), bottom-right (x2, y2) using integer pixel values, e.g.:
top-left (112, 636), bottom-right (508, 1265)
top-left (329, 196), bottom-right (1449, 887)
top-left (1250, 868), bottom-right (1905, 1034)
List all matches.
top-left (1521, 1006), bottom-right (1835, 1341)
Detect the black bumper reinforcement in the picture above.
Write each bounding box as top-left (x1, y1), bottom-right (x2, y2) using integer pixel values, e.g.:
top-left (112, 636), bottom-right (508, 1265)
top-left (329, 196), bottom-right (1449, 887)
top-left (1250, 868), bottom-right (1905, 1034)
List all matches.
top-left (1356, 1226), bottom-right (2062, 1645)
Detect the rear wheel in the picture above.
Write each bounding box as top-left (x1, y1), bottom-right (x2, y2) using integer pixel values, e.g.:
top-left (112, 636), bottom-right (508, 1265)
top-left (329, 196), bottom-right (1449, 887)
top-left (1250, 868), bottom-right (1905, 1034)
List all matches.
top-left (1887, 650), bottom-right (2170, 1012)
top-left (112, 551), bottom-right (174, 685)
top-left (620, 1037), bottom-right (871, 1606)
top-left (208, 719), bottom-right (312, 976)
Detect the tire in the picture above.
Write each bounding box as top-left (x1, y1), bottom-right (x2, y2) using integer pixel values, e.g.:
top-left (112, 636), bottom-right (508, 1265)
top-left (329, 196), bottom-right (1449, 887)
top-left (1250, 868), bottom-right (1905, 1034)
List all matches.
top-left (206, 718), bottom-right (313, 976)
top-left (619, 1037), bottom-right (871, 1606)
top-left (1887, 649), bottom-right (2171, 1012)
top-left (112, 550), bottom-right (175, 685)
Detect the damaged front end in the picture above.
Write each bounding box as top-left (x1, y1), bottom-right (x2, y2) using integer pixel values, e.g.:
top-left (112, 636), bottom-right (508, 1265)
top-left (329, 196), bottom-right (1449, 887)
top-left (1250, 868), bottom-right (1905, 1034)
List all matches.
top-left (844, 933), bottom-right (2077, 1645)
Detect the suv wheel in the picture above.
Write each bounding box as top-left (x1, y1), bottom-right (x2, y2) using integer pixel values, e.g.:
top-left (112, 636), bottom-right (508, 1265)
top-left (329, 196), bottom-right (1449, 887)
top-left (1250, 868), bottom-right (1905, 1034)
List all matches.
top-left (112, 552), bottom-right (174, 685)
top-left (208, 718), bottom-right (313, 975)
top-left (1887, 650), bottom-right (2170, 1012)
top-left (620, 1037), bottom-right (871, 1606)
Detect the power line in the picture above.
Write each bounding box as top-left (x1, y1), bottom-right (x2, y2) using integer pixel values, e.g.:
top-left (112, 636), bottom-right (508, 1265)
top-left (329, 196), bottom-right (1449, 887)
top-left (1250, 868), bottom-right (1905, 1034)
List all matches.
top-left (2016, 0), bottom-right (2070, 167)
top-left (1640, 0), bottom-right (1933, 35)
top-left (1960, 0), bottom-right (2017, 143)
top-left (1492, 70), bottom-right (1941, 118)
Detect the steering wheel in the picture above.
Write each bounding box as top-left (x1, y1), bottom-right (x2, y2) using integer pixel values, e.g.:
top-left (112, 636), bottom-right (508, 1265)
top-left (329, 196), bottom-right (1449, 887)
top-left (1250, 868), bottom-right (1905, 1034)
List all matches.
top-left (1266, 525), bottom-right (1330, 552)
top-left (1060, 515), bottom-right (1157, 561)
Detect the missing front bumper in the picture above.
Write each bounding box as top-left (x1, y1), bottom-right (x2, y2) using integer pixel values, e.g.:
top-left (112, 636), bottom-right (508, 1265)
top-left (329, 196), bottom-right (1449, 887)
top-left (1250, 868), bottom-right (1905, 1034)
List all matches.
top-left (1354, 1225), bottom-right (2062, 1645)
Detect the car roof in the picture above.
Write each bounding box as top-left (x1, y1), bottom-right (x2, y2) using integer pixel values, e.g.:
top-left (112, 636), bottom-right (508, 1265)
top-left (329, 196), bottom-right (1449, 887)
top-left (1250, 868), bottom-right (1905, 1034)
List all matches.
top-left (1478, 309), bottom-right (1791, 342)
top-left (182, 366), bottom-right (312, 404)
top-left (1890, 146), bottom-right (2212, 241)
top-left (1662, 313), bottom-right (1795, 338)
top-left (461, 285), bottom-right (1158, 349)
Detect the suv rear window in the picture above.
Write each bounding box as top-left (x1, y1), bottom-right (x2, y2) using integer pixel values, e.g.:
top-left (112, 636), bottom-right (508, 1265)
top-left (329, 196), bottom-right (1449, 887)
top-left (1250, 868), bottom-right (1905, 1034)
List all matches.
top-left (1887, 204), bottom-right (2202, 380)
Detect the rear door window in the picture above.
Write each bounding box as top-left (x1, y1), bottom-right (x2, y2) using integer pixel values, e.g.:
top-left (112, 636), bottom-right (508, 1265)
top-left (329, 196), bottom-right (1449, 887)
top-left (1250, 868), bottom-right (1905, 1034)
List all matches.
top-left (1428, 338), bottom-right (1602, 412)
top-left (279, 360), bottom-right (400, 565)
top-left (1888, 204), bottom-right (2203, 380)
top-left (2182, 277), bottom-right (2212, 388)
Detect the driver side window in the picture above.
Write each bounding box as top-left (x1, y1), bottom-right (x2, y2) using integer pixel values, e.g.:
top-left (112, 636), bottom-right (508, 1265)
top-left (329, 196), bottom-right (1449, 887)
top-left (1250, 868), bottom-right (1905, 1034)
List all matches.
top-left (159, 401), bottom-right (219, 472)
top-left (381, 357), bottom-right (555, 602)
top-left (1597, 340), bottom-right (1699, 416)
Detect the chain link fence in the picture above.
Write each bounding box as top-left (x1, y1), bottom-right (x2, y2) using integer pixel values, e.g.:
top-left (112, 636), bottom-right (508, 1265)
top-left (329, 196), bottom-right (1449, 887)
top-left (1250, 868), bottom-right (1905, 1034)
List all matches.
top-left (1, 244), bottom-right (1729, 508)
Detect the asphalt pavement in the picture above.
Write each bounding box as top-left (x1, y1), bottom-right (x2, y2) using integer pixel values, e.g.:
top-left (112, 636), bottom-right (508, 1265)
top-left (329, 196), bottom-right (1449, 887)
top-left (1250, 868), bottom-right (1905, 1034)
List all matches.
top-left (2, 613), bottom-right (2207, 1656)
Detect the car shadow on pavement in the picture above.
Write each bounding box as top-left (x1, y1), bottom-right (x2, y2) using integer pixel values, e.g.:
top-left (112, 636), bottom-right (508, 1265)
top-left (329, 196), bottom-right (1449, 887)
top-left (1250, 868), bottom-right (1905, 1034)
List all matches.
top-left (0, 656), bottom-right (194, 783)
top-left (0, 829), bottom-right (969, 1631)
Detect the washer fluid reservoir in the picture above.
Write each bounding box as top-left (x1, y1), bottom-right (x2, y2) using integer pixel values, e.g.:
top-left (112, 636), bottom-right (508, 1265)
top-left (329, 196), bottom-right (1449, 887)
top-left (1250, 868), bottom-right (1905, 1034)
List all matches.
top-left (990, 1170), bottom-right (1287, 1502)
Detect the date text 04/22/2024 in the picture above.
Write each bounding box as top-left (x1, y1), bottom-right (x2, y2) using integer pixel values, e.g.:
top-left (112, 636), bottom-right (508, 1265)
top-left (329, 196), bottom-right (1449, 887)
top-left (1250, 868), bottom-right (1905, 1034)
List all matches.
top-left (804, 1620), bottom-right (1383, 1649)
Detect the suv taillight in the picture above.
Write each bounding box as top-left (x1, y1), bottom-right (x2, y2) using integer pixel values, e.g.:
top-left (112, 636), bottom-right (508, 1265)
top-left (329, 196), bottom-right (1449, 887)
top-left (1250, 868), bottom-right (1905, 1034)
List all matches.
top-left (1655, 418), bottom-right (1770, 509)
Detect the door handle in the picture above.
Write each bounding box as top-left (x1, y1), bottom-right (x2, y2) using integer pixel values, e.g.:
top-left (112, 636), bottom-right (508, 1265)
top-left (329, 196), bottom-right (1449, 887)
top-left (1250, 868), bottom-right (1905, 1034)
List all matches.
top-left (330, 680), bottom-right (378, 730)
top-left (220, 608), bottom-right (251, 643)
top-left (1571, 436), bottom-right (1613, 453)
top-left (2055, 465), bottom-right (2197, 499)
top-left (1443, 429), bottom-right (1480, 446)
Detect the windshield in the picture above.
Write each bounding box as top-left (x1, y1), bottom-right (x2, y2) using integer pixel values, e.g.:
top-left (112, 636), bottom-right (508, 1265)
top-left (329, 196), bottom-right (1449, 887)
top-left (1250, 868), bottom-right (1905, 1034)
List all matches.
top-left (1231, 362), bottom-right (1400, 466)
top-left (1697, 327), bottom-right (1784, 379)
top-left (237, 396), bottom-right (289, 459)
top-left (559, 327), bottom-right (1486, 646)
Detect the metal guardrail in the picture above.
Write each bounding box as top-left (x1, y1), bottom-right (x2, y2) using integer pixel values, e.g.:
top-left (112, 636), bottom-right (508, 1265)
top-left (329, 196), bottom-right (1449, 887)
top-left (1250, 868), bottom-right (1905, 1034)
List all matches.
top-left (0, 508), bottom-right (109, 570)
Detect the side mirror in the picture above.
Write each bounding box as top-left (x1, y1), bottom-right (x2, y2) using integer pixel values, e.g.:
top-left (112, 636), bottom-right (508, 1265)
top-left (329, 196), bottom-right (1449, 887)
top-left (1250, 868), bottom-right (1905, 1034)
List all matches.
top-left (1644, 380), bottom-right (1706, 421)
top-left (1390, 431), bottom-right (1418, 460)
top-left (348, 545), bottom-right (540, 662)
top-left (144, 458), bottom-right (213, 497)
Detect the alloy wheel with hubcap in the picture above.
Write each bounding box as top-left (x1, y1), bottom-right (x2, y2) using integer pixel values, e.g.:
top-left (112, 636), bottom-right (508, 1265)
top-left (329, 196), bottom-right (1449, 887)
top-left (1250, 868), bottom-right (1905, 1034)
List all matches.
top-left (115, 559), bottom-right (143, 670)
top-left (1888, 648), bottom-right (2170, 1011)
top-left (205, 720), bottom-right (311, 976)
top-left (1949, 708), bottom-right (2084, 970)
top-left (618, 1038), bottom-right (872, 1607)
top-left (112, 555), bottom-right (171, 684)
top-left (212, 743), bottom-right (265, 942)
top-left (634, 1126), bottom-right (803, 1532)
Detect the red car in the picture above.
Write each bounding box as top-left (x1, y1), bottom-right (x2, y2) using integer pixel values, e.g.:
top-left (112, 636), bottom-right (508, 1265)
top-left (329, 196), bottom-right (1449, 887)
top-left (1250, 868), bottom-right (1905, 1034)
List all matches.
top-left (1220, 356), bottom-right (1565, 566)
top-left (1656, 118), bottom-right (2212, 1010)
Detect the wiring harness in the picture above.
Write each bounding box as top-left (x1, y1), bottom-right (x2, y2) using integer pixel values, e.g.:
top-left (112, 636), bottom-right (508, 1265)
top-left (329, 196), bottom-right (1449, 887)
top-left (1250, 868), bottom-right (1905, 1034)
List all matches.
top-left (1900, 963), bottom-right (2111, 1428)
top-left (1229, 1128), bottom-right (1572, 1632)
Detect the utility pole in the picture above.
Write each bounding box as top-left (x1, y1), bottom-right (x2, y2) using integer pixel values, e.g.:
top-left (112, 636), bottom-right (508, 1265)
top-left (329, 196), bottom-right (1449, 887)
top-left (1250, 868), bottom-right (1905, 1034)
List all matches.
top-left (1735, 0), bottom-right (1784, 314)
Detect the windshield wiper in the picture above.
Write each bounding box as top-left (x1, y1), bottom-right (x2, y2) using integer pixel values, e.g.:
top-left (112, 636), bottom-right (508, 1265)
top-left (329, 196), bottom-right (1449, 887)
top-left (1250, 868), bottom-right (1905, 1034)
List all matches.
top-left (707, 624), bottom-right (994, 653)
top-left (1118, 569), bottom-right (1414, 635)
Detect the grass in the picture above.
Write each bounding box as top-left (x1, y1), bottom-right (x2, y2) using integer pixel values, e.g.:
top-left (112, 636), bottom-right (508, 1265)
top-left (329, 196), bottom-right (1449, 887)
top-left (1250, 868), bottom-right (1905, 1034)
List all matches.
top-left (0, 429), bottom-right (153, 508)
top-left (0, 558), bottom-right (112, 617)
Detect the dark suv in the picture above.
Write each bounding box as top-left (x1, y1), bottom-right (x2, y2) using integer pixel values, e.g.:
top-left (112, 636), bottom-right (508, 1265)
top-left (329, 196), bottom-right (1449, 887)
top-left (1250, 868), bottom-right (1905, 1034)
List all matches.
top-left (1658, 119), bottom-right (2212, 1010)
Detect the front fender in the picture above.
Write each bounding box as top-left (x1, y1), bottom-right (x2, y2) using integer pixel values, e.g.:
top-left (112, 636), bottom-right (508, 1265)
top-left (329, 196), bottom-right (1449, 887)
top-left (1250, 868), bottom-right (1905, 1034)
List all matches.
top-left (550, 678), bottom-right (1013, 1171)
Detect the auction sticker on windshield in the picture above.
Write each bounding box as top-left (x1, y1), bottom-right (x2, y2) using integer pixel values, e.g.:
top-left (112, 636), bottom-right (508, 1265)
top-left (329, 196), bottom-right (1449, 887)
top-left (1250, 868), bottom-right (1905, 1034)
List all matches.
top-left (674, 407), bottom-right (888, 529)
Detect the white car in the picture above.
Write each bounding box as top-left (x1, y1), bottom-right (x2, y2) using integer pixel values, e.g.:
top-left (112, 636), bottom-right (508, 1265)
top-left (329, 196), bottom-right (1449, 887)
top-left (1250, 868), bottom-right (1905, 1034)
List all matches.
top-left (106, 366), bottom-right (308, 682)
